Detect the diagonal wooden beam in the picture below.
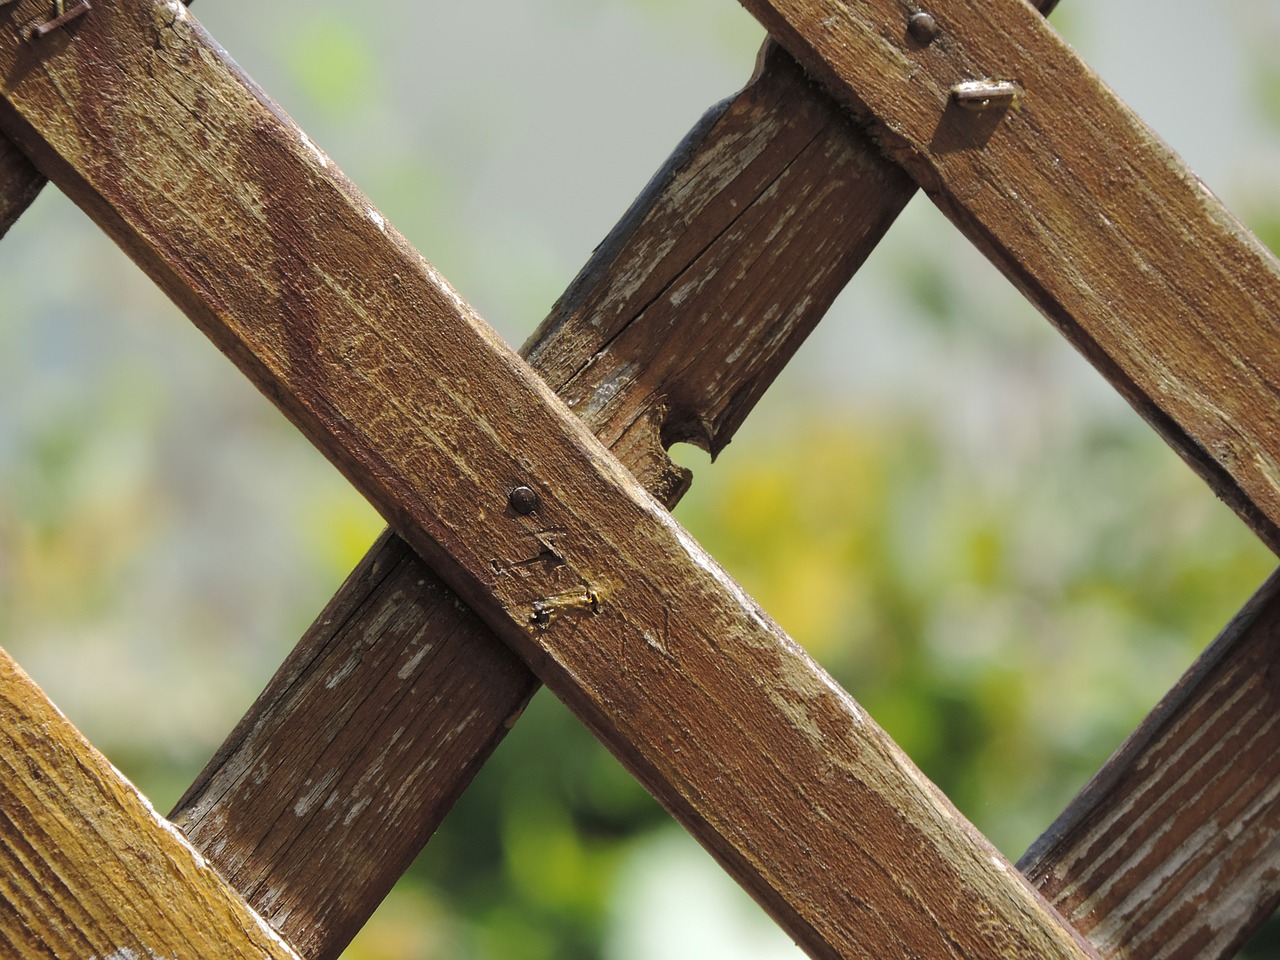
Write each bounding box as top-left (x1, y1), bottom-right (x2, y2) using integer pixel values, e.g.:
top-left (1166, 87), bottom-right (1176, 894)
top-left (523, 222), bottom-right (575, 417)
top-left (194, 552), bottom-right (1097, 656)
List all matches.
top-left (168, 42), bottom-right (914, 959)
top-left (0, 3), bottom-right (1097, 958)
top-left (716, 4), bottom-right (1280, 958)
top-left (736, 0), bottom-right (1280, 557)
top-left (162, 13), bottom-right (1280, 960)
top-left (0, 648), bottom-right (304, 959)
top-left (1020, 568), bottom-right (1280, 960)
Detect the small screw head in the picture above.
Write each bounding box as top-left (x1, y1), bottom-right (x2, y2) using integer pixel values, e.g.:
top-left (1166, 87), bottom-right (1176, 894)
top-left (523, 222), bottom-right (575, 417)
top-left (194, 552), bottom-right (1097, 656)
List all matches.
top-left (508, 485), bottom-right (540, 516)
top-left (907, 11), bottom-right (940, 44)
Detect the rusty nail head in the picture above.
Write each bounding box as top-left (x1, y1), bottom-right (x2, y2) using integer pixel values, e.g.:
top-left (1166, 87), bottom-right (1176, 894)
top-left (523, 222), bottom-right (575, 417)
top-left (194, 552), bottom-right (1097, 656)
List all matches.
top-left (509, 485), bottom-right (540, 515)
top-left (907, 11), bottom-right (940, 44)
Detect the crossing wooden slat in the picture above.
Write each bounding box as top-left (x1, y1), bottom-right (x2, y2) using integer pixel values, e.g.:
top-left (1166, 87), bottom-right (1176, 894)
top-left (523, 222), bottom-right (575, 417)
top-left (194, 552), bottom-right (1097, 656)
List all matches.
top-left (0, 3), bottom-right (1097, 958)
top-left (737, 0), bottom-right (1280, 556)
top-left (0, 649), bottom-right (303, 960)
top-left (169, 41), bottom-right (914, 959)
top-left (718, 5), bottom-right (1280, 953)
top-left (1020, 568), bottom-right (1280, 960)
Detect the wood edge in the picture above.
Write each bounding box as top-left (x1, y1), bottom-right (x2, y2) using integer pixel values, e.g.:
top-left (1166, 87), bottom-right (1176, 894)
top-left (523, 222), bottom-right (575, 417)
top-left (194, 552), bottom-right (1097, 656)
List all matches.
top-left (1018, 565), bottom-right (1280, 873)
top-left (0, 648), bottom-right (304, 960)
top-left (520, 92), bottom-right (736, 362)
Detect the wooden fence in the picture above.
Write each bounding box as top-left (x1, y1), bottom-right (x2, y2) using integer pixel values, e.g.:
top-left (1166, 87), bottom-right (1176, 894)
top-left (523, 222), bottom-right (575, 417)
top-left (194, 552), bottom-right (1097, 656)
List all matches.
top-left (2, 0), bottom-right (1280, 957)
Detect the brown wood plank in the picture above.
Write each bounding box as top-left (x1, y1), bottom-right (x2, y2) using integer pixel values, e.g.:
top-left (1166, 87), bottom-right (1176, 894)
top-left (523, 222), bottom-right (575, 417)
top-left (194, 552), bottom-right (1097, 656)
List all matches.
top-left (170, 41), bottom-right (915, 959)
top-left (171, 529), bottom-right (539, 958)
top-left (1020, 568), bottom-right (1280, 960)
top-left (0, 4), bottom-right (1096, 958)
top-left (735, 0), bottom-right (1280, 556)
top-left (0, 648), bottom-right (303, 959)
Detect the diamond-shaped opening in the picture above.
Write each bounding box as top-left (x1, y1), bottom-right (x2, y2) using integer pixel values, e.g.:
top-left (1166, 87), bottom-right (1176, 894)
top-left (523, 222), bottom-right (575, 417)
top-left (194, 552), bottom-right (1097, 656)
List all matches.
top-left (4, 0), bottom-right (1280, 957)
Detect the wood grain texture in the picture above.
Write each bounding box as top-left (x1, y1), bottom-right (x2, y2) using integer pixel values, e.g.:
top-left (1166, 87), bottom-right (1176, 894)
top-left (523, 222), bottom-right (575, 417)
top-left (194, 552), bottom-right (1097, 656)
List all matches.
top-left (736, 0), bottom-right (1280, 556)
top-left (170, 529), bottom-right (539, 959)
top-left (0, 4), bottom-right (1096, 958)
top-left (0, 648), bottom-right (302, 959)
top-left (523, 39), bottom-right (913, 502)
top-left (0, 130), bottom-right (43, 238)
top-left (1020, 569), bottom-right (1280, 960)
top-left (170, 42), bottom-right (912, 960)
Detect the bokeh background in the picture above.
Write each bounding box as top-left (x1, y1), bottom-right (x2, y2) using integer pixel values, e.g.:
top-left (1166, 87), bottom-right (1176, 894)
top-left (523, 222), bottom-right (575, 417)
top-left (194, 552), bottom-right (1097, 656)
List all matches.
top-left (3, 0), bottom-right (1280, 957)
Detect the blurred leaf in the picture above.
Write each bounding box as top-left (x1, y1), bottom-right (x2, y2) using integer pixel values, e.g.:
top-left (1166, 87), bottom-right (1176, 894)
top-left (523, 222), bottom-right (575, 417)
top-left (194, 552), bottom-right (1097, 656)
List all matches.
top-left (280, 13), bottom-right (378, 115)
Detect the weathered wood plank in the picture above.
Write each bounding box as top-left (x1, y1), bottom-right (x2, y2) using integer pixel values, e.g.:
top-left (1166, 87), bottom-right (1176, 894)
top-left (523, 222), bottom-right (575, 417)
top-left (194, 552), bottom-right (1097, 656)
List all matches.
top-left (1020, 568), bottom-right (1280, 960)
top-left (0, 4), bottom-right (1096, 958)
top-left (522, 40), bottom-right (914, 499)
top-left (170, 41), bottom-right (914, 959)
top-left (171, 528), bottom-right (539, 959)
top-left (0, 130), bottom-right (42, 238)
top-left (718, 7), bottom-right (1280, 955)
top-left (0, 648), bottom-right (303, 959)
top-left (736, 0), bottom-right (1280, 556)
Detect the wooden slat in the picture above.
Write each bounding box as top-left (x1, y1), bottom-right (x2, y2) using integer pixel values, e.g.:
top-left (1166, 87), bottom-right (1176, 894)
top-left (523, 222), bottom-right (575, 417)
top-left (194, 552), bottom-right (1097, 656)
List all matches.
top-left (170, 41), bottom-right (913, 959)
top-left (0, 648), bottom-right (303, 959)
top-left (736, 0), bottom-right (1280, 556)
top-left (716, 4), bottom-right (1280, 955)
top-left (1020, 568), bottom-right (1280, 960)
top-left (171, 529), bottom-right (538, 958)
top-left (0, 4), bottom-right (1096, 958)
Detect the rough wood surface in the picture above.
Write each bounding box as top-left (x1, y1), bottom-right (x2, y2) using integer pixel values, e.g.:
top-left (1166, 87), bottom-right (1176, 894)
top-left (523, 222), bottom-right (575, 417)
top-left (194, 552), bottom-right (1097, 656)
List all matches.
top-left (737, 0), bottom-right (1280, 556)
top-left (169, 41), bottom-right (912, 960)
top-left (0, 130), bottom-right (42, 238)
top-left (522, 40), bottom-right (914, 502)
top-left (1021, 568), bottom-right (1280, 960)
top-left (0, 649), bottom-right (303, 959)
top-left (171, 529), bottom-right (538, 958)
top-left (0, 3), bottom-right (1097, 958)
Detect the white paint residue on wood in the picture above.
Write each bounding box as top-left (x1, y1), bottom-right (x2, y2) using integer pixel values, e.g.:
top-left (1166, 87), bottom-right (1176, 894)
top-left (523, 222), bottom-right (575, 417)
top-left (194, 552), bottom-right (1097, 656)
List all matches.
top-left (298, 131), bottom-right (330, 169)
top-left (294, 772), bottom-right (338, 818)
top-left (397, 641), bottom-right (434, 680)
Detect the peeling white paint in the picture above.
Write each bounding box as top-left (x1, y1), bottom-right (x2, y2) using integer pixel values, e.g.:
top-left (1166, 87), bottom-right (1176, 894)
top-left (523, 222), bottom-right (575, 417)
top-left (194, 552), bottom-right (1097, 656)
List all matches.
top-left (397, 641), bottom-right (434, 680)
top-left (293, 772), bottom-right (337, 818)
top-left (343, 796), bottom-right (372, 826)
top-left (365, 205), bottom-right (386, 232)
top-left (582, 362), bottom-right (638, 419)
top-left (297, 131), bottom-right (330, 169)
top-left (449, 707), bottom-right (483, 740)
top-left (325, 656), bottom-right (358, 689)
